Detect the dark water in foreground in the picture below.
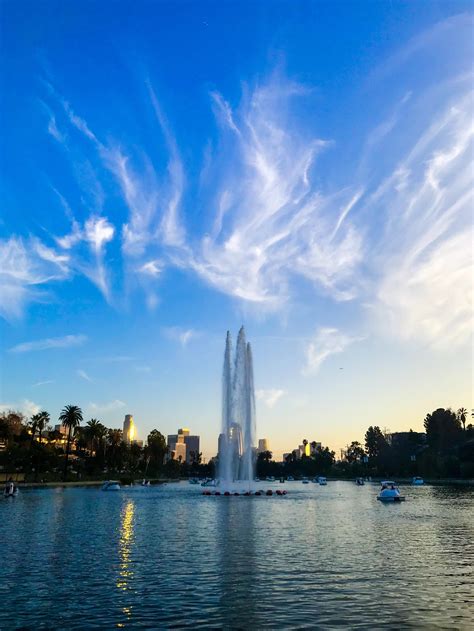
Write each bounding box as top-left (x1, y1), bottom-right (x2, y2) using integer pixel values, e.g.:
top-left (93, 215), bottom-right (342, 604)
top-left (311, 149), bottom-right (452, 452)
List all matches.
top-left (1, 482), bottom-right (473, 629)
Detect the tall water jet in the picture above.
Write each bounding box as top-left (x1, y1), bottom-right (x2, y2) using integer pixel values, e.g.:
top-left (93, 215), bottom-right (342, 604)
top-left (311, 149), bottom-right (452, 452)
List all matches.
top-left (242, 342), bottom-right (256, 484)
top-left (218, 327), bottom-right (257, 487)
top-left (220, 331), bottom-right (234, 484)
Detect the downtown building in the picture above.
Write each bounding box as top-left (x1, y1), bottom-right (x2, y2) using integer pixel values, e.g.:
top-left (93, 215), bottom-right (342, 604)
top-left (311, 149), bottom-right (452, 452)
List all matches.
top-left (167, 428), bottom-right (200, 463)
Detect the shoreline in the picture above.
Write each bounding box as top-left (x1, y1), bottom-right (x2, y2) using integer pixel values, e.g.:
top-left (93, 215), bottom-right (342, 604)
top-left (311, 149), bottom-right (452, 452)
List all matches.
top-left (10, 477), bottom-right (474, 489)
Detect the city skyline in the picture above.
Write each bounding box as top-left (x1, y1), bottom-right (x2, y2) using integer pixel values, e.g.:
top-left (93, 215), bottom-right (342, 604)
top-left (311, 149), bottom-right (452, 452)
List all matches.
top-left (1, 2), bottom-right (472, 462)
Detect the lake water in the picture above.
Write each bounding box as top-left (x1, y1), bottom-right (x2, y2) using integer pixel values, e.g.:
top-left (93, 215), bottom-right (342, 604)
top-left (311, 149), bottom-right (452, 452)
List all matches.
top-left (1, 481), bottom-right (473, 629)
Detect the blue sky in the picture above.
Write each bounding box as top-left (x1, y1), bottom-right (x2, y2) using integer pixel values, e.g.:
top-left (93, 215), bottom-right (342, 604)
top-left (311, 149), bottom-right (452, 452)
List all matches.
top-left (1, 1), bottom-right (472, 460)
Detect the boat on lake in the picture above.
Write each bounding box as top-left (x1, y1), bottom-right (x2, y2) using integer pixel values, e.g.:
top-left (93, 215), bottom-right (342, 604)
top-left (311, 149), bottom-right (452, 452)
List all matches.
top-left (412, 476), bottom-right (424, 485)
top-left (377, 486), bottom-right (405, 502)
top-left (287, 475), bottom-right (294, 481)
top-left (355, 477), bottom-right (365, 486)
top-left (266, 476), bottom-right (275, 482)
top-left (188, 478), bottom-right (200, 485)
top-left (4, 481), bottom-right (19, 498)
top-left (101, 481), bottom-right (121, 491)
top-left (302, 477), bottom-right (310, 484)
top-left (317, 476), bottom-right (327, 485)
top-left (201, 478), bottom-right (218, 487)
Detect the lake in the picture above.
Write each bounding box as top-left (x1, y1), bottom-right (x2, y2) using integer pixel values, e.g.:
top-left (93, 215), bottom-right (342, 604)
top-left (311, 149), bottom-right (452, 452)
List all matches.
top-left (1, 481), bottom-right (473, 629)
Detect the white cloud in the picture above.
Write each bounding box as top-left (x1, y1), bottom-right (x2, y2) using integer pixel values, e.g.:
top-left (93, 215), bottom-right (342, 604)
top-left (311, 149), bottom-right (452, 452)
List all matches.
top-left (0, 236), bottom-right (70, 320)
top-left (14, 30), bottom-right (469, 356)
top-left (0, 399), bottom-right (41, 418)
top-left (256, 388), bottom-right (286, 408)
top-left (369, 84), bottom-right (473, 349)
top-left (88, 399), bottom-right (126, 413)
top-left (302, 327), bottom-right (362, 375)
top-left (182, 79), bottom-right (363, 307)
top-left (138, 260), bottom-right (163, 277)
top-left (77, 369), bottom-right (93, 382)
top-left (9, 334), bottom-right (87, 353)
top-left (163, 326), bottom-right (199, 347)
top-left (32, 380), bottom-right (55, 387)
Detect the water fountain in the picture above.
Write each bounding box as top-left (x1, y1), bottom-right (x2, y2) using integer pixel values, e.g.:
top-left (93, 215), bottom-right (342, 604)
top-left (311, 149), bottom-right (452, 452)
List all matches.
top-left (202, 327), bottom-right (287, 496)
top-left (218, 327), bottom-right (257, 490)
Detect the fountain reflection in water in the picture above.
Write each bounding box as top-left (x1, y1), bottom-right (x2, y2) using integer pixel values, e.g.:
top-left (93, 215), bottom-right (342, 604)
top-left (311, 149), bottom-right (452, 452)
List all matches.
top-left (218, 327), bottom-right (257, 490)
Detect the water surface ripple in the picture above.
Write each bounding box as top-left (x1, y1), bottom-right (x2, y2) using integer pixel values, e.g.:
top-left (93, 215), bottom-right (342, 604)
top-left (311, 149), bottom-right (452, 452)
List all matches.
top-left (1, 482), bottom-right (473, 629)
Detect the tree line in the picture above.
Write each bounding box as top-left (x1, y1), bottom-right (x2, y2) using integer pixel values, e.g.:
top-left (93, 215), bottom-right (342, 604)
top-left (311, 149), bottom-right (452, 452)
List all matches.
top-left (0, 405), bottom-right (213, 482)
top-left (255, 407), bottom-right (473, 479)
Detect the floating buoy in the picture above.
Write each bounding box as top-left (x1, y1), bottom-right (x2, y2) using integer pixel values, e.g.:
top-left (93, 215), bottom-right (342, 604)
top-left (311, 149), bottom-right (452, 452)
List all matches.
top-left (244, 491), bottom-right (251, 496)
top-left (266, 490), bottom-right (273, 496)
top-left (282, 490), bottom-right (287, 495)
top-left (255, 491), bottom-right (262, 496)
top-left (234, 492), bottom-right (240, 496)
top-left (215, 491), bottom-right (221, 496)
top-left (224, 491), bottom-right (231, 496)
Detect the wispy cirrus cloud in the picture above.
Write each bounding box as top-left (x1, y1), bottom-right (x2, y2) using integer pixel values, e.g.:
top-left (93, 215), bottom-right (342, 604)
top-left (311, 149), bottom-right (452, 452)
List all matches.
top-left (256, 388), bottom-right (286, 408)
top-left (4, 14), bottom-right (469, 358)
top-left (163, 326), bottom-right (199, 347)
top-left (32, 380), bottom-right (55, 387)
top-left (302, 327), bottom-right (363, 375)
top-left (77, 369), bottom-right (93, 382)
top-left (9, 334), bottom-right (87, 353)
top-left (0, 236), bottom-right (70, 320)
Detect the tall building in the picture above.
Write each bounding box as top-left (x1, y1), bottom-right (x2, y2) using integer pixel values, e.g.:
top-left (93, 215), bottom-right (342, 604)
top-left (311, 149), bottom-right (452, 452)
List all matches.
top-left (123, 414), bottom-right (135, 444)
top-left (258, 438), bottom-right (269, 453)
top-left (167, 428), bottom-right (200, 463)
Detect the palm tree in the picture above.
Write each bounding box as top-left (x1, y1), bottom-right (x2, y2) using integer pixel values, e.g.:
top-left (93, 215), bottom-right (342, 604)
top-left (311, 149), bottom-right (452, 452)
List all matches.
top-left (36, 411), bottom-right (50, 444)
top-left (457, 407), bottom-right (468, 432)
top-left (86, 418), bottom-right (102, 455)
top-left (59, 405), bottom-right (83, 480)
top-left (29, 413), bottom-right (40, 444)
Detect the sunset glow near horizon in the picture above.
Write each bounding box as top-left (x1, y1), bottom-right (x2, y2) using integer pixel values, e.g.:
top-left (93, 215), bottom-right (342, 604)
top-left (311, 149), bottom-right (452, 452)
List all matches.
top-left (1, 2), bottom-right (472, 461)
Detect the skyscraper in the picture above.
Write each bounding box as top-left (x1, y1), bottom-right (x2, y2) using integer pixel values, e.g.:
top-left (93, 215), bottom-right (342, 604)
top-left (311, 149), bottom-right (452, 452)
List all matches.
top-left (123, 414), bottom-right (135, 444)
top-left (167, 428), bottom-right (200, 463)
top-left (258, 438), bottom-right (269, 453)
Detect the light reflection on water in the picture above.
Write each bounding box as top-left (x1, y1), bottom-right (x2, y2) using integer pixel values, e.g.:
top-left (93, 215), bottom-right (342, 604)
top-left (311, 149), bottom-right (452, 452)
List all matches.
top-left (117, 500), bottom-right (135, 628)
top-left (0, 482), bottom-right (473, 629)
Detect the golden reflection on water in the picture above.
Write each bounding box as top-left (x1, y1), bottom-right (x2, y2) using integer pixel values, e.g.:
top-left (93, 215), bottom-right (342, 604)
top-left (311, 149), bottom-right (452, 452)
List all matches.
top-left (116, 499), bottom-right (135, 628)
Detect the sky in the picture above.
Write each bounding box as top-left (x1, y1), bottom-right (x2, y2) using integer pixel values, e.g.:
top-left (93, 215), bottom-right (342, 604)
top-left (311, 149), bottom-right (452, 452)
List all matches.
top-left (1, 1), bottom-right (472, 461)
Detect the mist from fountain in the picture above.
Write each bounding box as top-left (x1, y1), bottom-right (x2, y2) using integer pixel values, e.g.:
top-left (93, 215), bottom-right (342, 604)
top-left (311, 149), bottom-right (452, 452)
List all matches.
top-left (218, 327), bottom-right (257, 489)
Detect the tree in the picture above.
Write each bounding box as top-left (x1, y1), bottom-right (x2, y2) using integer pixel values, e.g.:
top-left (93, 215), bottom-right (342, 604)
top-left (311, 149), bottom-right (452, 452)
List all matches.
top-left (106, 429), bottom-right (123, 469)
top-left (346, 441), bottom-right (365, 464)
top-left (59, 405), bottom-right (83, 480)
top-left (424, 408), bottom-right (461, 453)
top-left (189, 451), bottom-right (202, 466)
top-left (312, 446), bottom-right (335, 474)
top-left (457, 407), bottom-right (468, 432)
top-left (86, 419), bottom-right (103, 455)
top-left (146, 429), bottom-right (167, 472)
top-left (36, 411), bottom-right (50, 444)
top-left (365, 426), bottom-right (386, 460)
top-left (365, 426), bottom-right (392, 474)
top-left (29, 414), bottom-right (40, 444)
